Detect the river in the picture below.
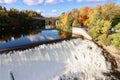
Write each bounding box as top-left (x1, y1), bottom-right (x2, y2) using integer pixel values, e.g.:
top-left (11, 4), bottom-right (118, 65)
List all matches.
top-left (0, 26), bottom-right (119, 80)
top-left (0, 25), bottom-right (72, 50)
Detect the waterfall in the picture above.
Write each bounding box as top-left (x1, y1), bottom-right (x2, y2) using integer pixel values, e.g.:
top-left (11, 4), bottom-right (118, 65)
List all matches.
top-left (0, 38), bottom-right (116, 80)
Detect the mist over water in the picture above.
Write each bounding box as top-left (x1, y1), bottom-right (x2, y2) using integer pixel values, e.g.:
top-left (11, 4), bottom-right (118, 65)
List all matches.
top-left (0, 38), bottom-right (114, 80)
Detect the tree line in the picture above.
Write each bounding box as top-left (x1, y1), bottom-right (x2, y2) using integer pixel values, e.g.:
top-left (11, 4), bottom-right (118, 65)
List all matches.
top-left (57, 3), bottom-right (120, 49)
top-left (0, 6), bottom-right (45, 30)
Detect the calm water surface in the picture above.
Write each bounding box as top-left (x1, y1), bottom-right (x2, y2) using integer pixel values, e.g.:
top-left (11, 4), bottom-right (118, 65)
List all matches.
top-left (0, 28), bottom-right (72, 49)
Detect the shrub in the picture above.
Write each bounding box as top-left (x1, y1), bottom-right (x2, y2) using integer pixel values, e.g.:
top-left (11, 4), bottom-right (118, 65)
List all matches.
top-left (111, 33), bottom-right (120, 49)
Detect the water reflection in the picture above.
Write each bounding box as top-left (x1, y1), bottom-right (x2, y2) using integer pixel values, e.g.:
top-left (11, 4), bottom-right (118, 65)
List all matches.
top-left (0, 26), bottom-right (72, 49)
top-left (0, 28), bottom-right (40, 42)
top-left (59, 31), bottom-right (72, 38)
top-left (27, 30), bottom-right (61, 42)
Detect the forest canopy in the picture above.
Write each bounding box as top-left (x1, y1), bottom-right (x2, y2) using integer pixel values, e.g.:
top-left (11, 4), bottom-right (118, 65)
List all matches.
top-left (0, 6), bottom-right (44, 30)
top-left (57, 3), bottom-right (120, 49)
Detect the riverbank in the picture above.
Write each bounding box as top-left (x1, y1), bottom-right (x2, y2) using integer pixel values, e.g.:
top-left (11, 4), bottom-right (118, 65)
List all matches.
top-left (99, 44), bottom-right (120, 71)
top-left (72, 27), bottom-right (120, 78)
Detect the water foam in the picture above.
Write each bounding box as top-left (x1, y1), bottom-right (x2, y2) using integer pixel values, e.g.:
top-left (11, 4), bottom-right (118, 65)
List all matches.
top-left (0, 38), bottom-right (112, 80)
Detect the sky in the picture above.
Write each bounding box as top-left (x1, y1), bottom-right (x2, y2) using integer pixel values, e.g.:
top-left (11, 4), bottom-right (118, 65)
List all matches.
top-left (0, 0), bottom-right (120, 16)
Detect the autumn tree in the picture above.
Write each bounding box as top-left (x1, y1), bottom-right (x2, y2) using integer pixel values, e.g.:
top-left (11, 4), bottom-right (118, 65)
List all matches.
top-left (78, 7), bottom-right (93, 26)
top-left (85, 3), bottom-right (120, 48)
top-left (57, 3), bottom-right (120, 49)
top-left (71, 9), bottom-right (80, 27)
top-left (58, 12), bottom-right (74, 27)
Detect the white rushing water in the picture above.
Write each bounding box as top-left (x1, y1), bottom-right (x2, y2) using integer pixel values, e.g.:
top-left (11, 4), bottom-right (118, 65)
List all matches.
top-left (0, 38), bottom-right (112, 80)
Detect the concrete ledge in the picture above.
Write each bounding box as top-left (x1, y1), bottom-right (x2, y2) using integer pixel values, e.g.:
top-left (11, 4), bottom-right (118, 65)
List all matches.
top-left (72, 27), bottom-right (92, 40)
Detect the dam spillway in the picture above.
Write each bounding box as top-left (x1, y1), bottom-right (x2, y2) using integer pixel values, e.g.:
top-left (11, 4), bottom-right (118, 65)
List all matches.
top-left (0, 38), bottom-right (116, 80)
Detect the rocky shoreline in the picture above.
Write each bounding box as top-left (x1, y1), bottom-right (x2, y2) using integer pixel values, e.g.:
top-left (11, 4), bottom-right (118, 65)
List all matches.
top-left (73, 27), bottom-right (120, 79)
top-left (95, 42), bottom-right (120, 79)
top-left (96, 43), bottom-right (120, 79)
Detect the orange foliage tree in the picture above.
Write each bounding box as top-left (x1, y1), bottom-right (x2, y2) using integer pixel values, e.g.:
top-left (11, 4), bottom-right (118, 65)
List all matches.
top-left (78, 7), bottom-right (94, 25)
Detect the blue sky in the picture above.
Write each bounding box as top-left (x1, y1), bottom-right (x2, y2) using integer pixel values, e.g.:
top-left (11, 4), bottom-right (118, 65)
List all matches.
top-left (0, 0), bottom-right (119, 16)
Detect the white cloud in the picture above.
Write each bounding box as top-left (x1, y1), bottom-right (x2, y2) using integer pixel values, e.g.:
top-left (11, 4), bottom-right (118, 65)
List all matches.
top-left (23, 0), bottom-right (43, 5)
top-left (23, 0), bottom-right (64, 5)
top-left (77, 0), bottom-right (82, 2)
top-left (36, 9), bottom-right (46, 13)
top-left (45, 0), bottom-right (56, 4)
top-left (86, 0), bottom-right (106, 2)
top-left (4, 0), bottom-right (16, 4)
top-left (36, 9), bottom-right (41, 13)
top-left (0, 0), bottom-right (3, 4)
top-left (0, 0), bottom-right (16, 4)
top-left (51, 9), bottom-right (57, 13)
top-left (77, 0), bottom-right (110, 2)
top-left (45, 0), bottom-right (64, 4)
top-left (38, 0), bottom-right (44, 3)
top-left (67, 0), bottom-right (72, 2)
top-left (86, 0), bottom-right (112, 2)
top-left (60, 0), bottom-right (64, 2)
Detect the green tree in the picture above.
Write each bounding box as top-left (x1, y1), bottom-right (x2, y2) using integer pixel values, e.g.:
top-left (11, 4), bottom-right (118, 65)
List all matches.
top-left (89, 26), bottom-right (101, 40)
top-left (71, 9), bottom-right (80, 27)
top-left (111, 33), bottom-right (120, 49)
top-left (8, 8), bottom-right (19, 17)
top-left (66, 12), bottom-right (74, 26)
top-left (0, 10), bottom-right (10, 28)
top-left (72, 19), bottom-right (80, 27)
top-left (114, 23), bottom-right (120, 30)
top-left (88, 19), bottom-right (111, 42)
top-left (98, 34), bottom-right (111, 45)
top-left (101, 20), bottom-right (111, 34)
